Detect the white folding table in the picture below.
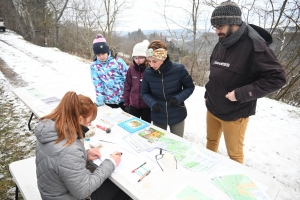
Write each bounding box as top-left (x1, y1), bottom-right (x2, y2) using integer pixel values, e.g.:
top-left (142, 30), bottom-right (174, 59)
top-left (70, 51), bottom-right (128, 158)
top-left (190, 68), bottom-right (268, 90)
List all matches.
top-left (10, 84), bottom-right (280, 200)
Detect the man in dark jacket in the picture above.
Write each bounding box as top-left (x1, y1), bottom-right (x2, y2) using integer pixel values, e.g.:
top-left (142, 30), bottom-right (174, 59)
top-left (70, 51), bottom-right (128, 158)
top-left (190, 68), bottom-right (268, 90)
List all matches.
top-left (204, 0), bottom-right (286, 164)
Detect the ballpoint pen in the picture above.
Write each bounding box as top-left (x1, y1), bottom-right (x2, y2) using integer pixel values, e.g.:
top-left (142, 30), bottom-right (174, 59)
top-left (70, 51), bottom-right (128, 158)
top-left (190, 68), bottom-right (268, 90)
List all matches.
top-left (110, 152), bottom-right (123, 156)
top-left (138, 170), bottom-right (151, 182)
top-left (98, 139), bottom-right (118, 144)
top-left (132, 162), bottom-right (146, 173)
top-left (91, 154), bottom-right (102, 162)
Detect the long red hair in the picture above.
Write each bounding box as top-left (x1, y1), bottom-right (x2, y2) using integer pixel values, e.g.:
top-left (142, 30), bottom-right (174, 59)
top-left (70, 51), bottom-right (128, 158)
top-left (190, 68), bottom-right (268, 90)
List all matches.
top-left (40, 91), bottom-right (97, 146)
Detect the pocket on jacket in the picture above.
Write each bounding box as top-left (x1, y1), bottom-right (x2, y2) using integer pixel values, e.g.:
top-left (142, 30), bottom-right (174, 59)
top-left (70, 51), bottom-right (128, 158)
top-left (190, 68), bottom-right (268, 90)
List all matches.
top-left (178, 102), bottom-right (185, 108)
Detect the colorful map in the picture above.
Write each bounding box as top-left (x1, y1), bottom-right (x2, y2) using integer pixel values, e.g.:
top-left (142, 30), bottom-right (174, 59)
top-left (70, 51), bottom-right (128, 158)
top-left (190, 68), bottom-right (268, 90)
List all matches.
top-left (138, 127), bottom-right (165, 142)
top-left (158, 137), bottom-right (219, 172)
top-left (176, 185), bottom-right (213, 200)
top-left (215, 174), bottom-right (271, 200)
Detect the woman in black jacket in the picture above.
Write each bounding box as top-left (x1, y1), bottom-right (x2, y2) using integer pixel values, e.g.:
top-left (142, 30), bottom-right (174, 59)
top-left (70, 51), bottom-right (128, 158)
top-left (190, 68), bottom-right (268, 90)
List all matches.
top-left (141, 40), bottom-right (195, 137)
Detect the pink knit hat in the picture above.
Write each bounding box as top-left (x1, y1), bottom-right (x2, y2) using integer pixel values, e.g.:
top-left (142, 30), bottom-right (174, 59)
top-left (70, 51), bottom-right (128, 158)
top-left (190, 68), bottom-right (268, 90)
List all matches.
top-left (92, 34), bottom-right (109, 54)
top-left (93, 34), bottom-right (107, 43)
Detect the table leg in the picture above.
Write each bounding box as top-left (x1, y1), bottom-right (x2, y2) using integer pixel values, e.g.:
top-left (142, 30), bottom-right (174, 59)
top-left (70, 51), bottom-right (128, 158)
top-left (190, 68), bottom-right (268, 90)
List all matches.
top-left (15, 184), bottom-right (19, 200)
top-left (28, 112), bottom-right (34, 131)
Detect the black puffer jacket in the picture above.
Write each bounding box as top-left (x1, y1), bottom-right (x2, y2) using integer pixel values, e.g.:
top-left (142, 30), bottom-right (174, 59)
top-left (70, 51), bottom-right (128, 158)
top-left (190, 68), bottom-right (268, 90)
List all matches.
top-left (205, 27), bottom-right (286, 121)
top-left (141, 56), bottom-right (195, 125)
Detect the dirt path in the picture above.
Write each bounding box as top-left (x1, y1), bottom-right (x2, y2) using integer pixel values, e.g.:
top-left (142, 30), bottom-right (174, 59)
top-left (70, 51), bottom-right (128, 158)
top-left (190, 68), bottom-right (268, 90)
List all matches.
top-left (0, 57), bottom-right (28, 87)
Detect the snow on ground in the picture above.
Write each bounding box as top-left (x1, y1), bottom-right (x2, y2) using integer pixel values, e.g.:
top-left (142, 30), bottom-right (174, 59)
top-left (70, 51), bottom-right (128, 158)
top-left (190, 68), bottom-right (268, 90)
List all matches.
top-left (0, 30), bottom-right (299, 199)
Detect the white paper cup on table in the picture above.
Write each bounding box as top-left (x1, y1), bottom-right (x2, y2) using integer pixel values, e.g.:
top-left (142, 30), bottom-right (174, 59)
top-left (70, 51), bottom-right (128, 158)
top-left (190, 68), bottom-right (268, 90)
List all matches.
top-left (163, 152), bottom-right (175, 170)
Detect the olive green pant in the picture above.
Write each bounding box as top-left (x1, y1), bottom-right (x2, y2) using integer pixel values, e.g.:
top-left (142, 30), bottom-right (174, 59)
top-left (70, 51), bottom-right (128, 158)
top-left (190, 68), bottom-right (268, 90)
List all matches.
top-left (206, 110), bottom-right (249, 164)
top-left (153, 120), bottom-right (185, 138)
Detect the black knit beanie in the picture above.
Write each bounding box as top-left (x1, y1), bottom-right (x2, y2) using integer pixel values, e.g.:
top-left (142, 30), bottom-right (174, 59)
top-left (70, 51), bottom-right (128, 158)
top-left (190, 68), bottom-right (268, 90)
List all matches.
top-left (211, 0), bottom-right (242, 26)
top-left (92, 34), bottom-right (110, 55)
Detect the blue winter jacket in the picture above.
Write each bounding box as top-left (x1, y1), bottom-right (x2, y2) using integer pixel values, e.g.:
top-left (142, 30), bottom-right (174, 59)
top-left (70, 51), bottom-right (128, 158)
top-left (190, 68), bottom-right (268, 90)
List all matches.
top-left (90, 54), bottom-right (128, 106)
top-left (141, 56), bottom-right (195, 125)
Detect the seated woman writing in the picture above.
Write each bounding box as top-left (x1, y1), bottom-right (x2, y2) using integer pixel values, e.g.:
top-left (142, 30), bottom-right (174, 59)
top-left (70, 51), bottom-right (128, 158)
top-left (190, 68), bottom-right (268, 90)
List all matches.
top-left (35, 91), bottom-right (131, 200)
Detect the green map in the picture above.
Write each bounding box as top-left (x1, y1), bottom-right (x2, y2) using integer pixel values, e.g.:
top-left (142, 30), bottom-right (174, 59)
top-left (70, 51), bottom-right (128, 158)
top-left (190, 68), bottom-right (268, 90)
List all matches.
top-left (159, 137), bottom-right (191, 153)
top-left (217, 174), bottom-right (269, 200)
top-left (211, 176), bottom-right (229, 195)
top-left (158, 137), bottom-right (219, 172)
top-left (26, 87), bottom-right (46, 98)
top-left (176, 185), bottom-right (213, 200)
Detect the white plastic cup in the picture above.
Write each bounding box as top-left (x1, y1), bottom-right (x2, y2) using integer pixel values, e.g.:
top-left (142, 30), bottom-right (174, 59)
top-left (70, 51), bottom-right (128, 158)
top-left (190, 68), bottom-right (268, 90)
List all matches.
top-left (163, 152), bottom-right (175, 169)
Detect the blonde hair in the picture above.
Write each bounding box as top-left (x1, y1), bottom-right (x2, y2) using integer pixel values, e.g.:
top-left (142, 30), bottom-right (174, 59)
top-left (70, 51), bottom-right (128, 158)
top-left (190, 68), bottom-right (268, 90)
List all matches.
top-left (40, 91), bottom-right (97, 146)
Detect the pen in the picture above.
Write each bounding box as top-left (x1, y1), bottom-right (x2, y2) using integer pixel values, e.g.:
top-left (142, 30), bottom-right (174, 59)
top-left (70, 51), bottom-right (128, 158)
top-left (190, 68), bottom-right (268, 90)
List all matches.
top-left (98, 139), bottom-right (118, 144)
top-left (91, 154), bottom-right (102, 161)
top-left (138, 170), bottom-right (151, 182)
top-left (132, 162), bottom-right (146, 173)
top-left (110, 152), bottom-right (123, 156)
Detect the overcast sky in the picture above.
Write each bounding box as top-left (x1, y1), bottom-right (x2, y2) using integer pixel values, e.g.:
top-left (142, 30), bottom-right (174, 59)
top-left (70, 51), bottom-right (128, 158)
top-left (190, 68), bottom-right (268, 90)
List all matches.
top-left (115, 0), bottom-right (213, 32)
top-left (114, 0), bottom-right (287, 33)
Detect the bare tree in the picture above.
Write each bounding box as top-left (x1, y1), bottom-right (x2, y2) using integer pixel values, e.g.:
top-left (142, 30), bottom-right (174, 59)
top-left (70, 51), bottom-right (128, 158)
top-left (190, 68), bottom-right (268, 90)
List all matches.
top-left (56, 0), bottom-right (131, 59)
top-left (58, 0), bottom-right (101, 58)
top-left (270, 2), bottom-right (300, 106)
top-left (48, 0), bottom-right (70, 47)
top-left (0, 0), bottom-right (30, 38)
top-left (95, 0), bottom-right (130, 46)
top-left (159, 0), bottom-right (214, 85)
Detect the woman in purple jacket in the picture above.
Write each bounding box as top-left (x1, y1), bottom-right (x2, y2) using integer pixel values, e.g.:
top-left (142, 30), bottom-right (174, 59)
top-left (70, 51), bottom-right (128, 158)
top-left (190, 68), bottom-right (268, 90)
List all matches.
top-left (123, 40), bottom-right (151, 123)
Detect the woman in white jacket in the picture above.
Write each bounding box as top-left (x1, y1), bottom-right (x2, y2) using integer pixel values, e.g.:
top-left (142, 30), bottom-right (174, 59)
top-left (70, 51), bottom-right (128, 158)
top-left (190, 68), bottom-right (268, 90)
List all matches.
top-left (35, 91), bottom-right (131, 200)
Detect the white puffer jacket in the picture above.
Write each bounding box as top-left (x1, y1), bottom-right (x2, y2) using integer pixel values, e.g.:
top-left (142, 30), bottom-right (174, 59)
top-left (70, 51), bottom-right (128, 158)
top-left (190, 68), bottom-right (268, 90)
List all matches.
top-left (35, 119), bottom-right (114, 200)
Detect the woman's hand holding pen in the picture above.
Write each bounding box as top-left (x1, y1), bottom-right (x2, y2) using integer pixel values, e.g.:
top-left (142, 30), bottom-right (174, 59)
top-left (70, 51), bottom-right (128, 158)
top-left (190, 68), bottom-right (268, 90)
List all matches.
top-left (110, 151), bottom-right (122, 166)
top-left (87, 148), bottom-right (101, 161)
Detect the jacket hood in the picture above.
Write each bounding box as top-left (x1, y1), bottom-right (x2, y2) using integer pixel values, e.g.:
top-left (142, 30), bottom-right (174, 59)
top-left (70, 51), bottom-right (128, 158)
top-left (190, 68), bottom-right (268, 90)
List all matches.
top-left (248, 24), bottom-right (272, 45)
top-left (95, 53), bottom-right (114, 64)
top-left (35, 119), bottom-right (89, 144)
top-left (35, 119), bottom-right (58, 144)
top-left (151, 55), bottom-right (172, 74)
top-left (93, 50), bottom-right (114, 62)
top-left (132, 61), bottom-right (146, 72)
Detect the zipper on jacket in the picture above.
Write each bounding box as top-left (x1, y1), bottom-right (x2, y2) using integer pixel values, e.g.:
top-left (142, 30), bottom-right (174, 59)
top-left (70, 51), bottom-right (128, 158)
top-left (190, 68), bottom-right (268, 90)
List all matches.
top-left (160, 71), bottom-right (168, 125)
top-left (138, 66), bottom-right (141, 108)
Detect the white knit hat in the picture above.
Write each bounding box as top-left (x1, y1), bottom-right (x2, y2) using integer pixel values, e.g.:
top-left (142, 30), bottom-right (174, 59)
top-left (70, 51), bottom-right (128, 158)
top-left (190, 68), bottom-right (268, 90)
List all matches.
top-left (132, 40), bottom-right (149, 57)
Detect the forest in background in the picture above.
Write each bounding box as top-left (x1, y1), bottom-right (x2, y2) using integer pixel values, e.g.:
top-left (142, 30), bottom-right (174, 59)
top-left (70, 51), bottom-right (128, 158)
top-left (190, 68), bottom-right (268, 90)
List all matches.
top-left (0, 0), bottom-right (299, 106)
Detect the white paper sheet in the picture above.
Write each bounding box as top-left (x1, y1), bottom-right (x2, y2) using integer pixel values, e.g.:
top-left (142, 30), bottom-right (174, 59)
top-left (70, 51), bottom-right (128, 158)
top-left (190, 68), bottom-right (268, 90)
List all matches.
top-left (92, 143), bottom-right (136, 173)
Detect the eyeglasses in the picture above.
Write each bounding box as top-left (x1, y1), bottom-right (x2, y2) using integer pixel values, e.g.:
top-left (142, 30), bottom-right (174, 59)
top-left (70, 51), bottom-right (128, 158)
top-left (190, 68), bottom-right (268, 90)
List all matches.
top-left (212, 25), bottom-right (224, 30)
top-left (133, 56), bottom-right (146, 60)
top-left (155, 148), bottom-right (177, 171)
